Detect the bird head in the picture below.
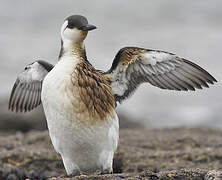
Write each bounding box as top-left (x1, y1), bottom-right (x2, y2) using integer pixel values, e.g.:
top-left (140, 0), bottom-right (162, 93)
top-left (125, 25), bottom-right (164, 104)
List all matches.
top-left (61, 15), bottom-right (97, 44)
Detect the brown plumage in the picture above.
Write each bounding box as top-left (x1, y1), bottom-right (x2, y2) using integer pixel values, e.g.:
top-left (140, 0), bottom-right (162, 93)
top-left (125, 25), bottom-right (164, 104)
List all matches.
top-left (119, 48), bottom-right (145, 66)
top-left (73, 61), bottom-right (115, 120)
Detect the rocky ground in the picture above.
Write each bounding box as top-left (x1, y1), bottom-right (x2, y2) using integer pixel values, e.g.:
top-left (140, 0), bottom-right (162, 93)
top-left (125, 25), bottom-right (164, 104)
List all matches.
top-left (0, 128), bottom-right (222, 180)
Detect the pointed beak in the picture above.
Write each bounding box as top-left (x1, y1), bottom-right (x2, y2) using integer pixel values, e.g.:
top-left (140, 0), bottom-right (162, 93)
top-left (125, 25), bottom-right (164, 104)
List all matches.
top-left (81, 24), bottom-right (97, 31)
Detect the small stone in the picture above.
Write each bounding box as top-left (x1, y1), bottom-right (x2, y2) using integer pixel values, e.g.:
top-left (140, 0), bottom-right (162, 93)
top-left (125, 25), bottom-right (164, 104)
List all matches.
top-left (205, 170), bottom-right (222, 180)
top-left (167, 173), bottom-right (174, 177)
top-left (40, 170), bottom-right (59, 179)
top-left (6, 174), bottom-right (18, 180)
top-left (27, 170), bottom-right (38, 179)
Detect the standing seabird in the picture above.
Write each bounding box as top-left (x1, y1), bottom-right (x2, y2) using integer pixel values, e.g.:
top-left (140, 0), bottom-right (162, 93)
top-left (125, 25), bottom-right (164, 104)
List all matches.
top-left (9, 15), bottom-right (217, 176)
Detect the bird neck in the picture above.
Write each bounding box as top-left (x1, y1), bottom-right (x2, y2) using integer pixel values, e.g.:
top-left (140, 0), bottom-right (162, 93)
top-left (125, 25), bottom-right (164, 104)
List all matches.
top-left (59, 39), bottom-right (87, 60)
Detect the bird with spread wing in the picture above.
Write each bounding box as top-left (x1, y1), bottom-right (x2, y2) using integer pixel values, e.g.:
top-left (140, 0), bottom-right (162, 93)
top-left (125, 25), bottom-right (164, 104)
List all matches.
top-left (9, 15), bottom-right (216, 176)
top-left (9, 47), bottom-right (217, 112)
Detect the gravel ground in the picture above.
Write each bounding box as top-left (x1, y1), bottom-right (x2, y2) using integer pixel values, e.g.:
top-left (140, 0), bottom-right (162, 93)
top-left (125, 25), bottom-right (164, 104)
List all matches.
top-left (0, 128), bottom-right (222, 180)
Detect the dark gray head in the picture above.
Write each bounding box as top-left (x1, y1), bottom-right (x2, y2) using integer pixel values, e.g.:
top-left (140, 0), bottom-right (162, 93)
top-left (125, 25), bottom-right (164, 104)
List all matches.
top-left (61, 15), bottom-right (97, 43)
top-left (66, 15), bottom-right (97, 31)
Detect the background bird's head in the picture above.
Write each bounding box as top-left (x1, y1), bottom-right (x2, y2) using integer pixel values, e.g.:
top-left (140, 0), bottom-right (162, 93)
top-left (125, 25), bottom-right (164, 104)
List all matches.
top-left (61, 15), bottom-right (97, 44)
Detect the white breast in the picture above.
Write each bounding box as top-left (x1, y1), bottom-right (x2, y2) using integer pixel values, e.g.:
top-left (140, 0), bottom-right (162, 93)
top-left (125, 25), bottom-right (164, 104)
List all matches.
top-left (41, 55), bottom-right (79, 150)
top-left (41, 56), bottom-right (119, 174)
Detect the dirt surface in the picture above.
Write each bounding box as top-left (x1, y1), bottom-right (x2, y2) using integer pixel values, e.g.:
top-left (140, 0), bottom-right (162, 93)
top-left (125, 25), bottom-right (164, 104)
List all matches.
top-left (0, 128), bottom-right (222, 180)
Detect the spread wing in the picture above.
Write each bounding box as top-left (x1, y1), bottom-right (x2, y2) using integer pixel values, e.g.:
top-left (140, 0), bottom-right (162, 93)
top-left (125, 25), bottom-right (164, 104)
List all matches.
top-left (9, 60), bottom-right (54, 112)
top-left (106, 47), bottom-right (217, 103)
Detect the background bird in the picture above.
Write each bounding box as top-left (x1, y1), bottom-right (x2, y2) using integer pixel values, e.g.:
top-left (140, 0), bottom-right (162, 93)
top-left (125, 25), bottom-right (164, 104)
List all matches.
top-left (9, 15), bottom-right (216, 176)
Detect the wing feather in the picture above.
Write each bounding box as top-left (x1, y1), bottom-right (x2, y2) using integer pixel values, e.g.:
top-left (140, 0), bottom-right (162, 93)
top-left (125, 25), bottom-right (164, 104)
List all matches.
top-left (19, 84), bottom-right (28, 111)
top-left (26, 84), bottom-right (33, 111)
top-left (162, 74), bottom-right (180, 90)
top-left (9, 60), bottom-right (54, 112)
top-left (176, 69), bottom-right (203, 89)
top-left (106, 47), bottom-right (217, 103)
top-left (31, 83), bottom-right (38, 109)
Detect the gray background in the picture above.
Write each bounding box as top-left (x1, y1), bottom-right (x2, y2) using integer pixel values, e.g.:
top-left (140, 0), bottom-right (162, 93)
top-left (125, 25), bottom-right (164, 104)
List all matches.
top-left (0, 0), bottom-right (221, 130)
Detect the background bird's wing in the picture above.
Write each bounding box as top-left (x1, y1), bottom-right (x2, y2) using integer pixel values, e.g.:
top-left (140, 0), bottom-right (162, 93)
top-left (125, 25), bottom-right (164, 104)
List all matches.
top-left (9, 60), bottom-right (54, 112)
top-left (106, 47), bottom-right (217, 103)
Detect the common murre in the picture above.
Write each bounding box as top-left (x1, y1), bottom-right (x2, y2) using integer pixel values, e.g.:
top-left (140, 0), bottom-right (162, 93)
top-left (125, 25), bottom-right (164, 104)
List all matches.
top-left (9, 15), bottom-right (217, 176)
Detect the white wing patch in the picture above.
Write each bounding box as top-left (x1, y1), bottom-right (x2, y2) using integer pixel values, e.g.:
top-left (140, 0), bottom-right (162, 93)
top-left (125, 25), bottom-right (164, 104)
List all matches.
top-left (18, 62), bottom-right (48, 83)
top-left (142, 51), bottom-right (175, 65)
top-left (110, 64), bottom-right (129, 97)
